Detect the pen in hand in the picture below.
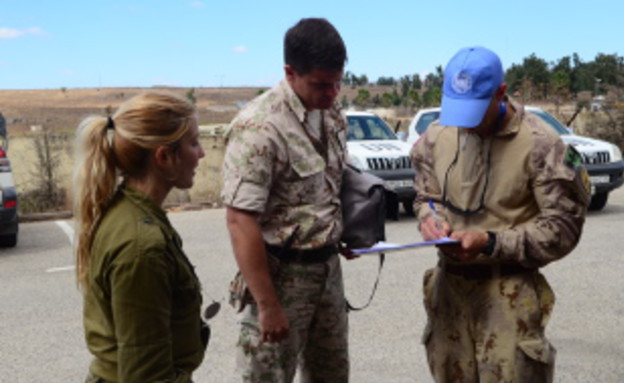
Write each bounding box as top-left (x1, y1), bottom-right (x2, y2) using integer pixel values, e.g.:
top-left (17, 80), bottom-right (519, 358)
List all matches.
top-left (428, 200), bottom-right (448, 238)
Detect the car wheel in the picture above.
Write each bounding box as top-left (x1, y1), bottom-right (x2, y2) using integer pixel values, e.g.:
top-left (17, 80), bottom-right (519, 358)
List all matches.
top-left (0, 233), bottom-right (17, 248)
top-left (385, 192), bottom-right (400, 221)
top-left (402, 199), bottom-right (415, 216)
top-left (589, 192), bottom-right (608, 211)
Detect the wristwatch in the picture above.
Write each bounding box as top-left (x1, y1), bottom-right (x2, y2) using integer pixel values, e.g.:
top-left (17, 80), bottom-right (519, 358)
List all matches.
top-left (483, 231), bottom-right (496, 255)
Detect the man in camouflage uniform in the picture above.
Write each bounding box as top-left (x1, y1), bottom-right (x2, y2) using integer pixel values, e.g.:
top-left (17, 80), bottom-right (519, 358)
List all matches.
top-left (411, 46), bottom-right (590, 383)
top-left (222, 18), bottom-right (349, 382)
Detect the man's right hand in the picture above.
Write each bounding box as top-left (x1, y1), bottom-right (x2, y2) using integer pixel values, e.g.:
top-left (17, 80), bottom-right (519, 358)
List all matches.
top-left (258, 303), bottom-right (290, 343)
top-left (420, 216), bottom-right (451, 241)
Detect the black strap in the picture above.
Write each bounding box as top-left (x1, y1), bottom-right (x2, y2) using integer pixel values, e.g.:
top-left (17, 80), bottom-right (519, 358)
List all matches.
top-left (345, 253), bottom-right (385, 312)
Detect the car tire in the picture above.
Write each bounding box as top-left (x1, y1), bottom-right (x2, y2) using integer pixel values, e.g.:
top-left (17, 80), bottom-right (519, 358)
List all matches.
top-left (589, 192), bottom-right (609, 211)
top-left (402, 199), bottom-right (415, 216)
top-left (0, 233), bottom-right (17, 248)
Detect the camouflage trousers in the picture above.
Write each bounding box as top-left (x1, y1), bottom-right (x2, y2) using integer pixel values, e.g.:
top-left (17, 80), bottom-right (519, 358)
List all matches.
top-left (421, 264), bottom-right (556, 383)
top-left (236, 254), bottom-right (349, 383)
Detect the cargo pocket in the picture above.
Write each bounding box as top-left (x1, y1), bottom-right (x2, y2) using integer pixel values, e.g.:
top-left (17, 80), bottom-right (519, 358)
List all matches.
top-left (420, 267), bottom-right (436, 345)
top-left (533, 272), bottom-right (556, 328)
top-left (517, 337), bottom-right (556, 383)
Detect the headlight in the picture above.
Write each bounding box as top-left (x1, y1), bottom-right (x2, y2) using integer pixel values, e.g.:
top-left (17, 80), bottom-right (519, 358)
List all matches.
top-left (348, 155), bottom-right (367, 170)
top-left (611, 144), bottom-right (622, 162)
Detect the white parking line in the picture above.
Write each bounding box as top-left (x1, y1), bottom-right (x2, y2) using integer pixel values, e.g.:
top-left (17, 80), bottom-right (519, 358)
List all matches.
top-left (55, 220), bottom-right (74, 245)
top-left (47, 220), bottom-right (76, 273)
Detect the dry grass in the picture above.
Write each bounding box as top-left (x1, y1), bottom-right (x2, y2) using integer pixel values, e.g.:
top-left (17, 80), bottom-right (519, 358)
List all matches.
top-left (0, 86), bottom-right (264, 212)
top-left (0, 87), bottom-right (264, 134)
top-left (2, 86), bottom-right (614, 214)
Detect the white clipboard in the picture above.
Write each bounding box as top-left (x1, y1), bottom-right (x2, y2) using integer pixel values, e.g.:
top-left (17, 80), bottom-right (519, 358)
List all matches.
top-left (351, 237), bottom-right (460, 255)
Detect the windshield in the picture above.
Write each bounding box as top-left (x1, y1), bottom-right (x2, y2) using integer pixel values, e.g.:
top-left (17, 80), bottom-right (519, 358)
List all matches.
top-left (530, 109), bottom-right (570, 135)
top-left (416, 111), bottom-right (440, 134)
top-left (346, 115), bottom-right (397, 141)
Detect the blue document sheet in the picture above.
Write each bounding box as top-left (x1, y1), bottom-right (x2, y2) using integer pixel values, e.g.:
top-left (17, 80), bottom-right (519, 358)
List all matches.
top-left (351, 237), bottom-right (460, 255)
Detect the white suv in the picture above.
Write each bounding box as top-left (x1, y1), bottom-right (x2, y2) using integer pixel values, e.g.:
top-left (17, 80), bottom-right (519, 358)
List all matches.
top-left (405, 106), bottom-right (624, 211)
top-left (345, 111), bottom-right (416, 216)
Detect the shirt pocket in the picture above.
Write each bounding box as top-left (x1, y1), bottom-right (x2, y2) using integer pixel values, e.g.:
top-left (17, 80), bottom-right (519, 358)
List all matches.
top-left (283, 145), bottom-right (326, 203)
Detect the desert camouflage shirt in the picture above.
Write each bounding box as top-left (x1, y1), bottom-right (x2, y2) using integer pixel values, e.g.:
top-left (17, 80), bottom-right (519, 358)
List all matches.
top-left (222, 80), bottom-right (347, 249)
top-left (411, 100), bottom-right (590, 268)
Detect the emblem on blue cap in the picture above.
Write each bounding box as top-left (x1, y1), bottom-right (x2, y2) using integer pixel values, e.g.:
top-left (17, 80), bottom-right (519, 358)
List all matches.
top-left (439, 46), bottom-right (504, 128)
top-left (451, 71), bottom-right (473, 94)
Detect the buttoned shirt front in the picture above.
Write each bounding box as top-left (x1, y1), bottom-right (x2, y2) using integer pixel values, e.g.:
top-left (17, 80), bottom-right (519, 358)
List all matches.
top-left (222, 80), bottom-right (348, 249)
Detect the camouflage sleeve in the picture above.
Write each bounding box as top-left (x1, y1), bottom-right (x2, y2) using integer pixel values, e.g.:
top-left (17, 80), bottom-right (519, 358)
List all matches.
top-left (411, 128), bottom-right (448, 227)
top-left (495, 140), bottom-right (590, 268)
top-left (221, 120), bottom-right (276, 213)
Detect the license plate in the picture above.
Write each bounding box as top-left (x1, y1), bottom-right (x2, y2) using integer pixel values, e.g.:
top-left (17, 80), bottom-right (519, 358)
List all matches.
top-left (589, 175), bottom-right (609, 185)
top-left (386, 179), bottom-right (413, 190)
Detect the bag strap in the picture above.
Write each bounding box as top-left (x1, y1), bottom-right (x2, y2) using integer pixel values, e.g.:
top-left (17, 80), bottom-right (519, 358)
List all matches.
top-left (345, 253), bottom-right (385, 312)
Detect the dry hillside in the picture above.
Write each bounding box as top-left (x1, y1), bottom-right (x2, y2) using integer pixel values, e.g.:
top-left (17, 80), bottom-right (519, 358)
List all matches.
top-left (0, 85), bottom-right (401, 134)
top-left (0, 87), bottom-right (263, 134)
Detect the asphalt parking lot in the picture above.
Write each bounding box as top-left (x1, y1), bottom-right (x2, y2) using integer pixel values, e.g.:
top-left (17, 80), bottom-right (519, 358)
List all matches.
top-left (1, 188), bottom-right (623, 382)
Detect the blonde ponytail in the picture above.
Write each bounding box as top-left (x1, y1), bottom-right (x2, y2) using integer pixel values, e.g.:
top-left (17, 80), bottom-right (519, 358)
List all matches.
top-left (73, 116), bottom-right (118, 289)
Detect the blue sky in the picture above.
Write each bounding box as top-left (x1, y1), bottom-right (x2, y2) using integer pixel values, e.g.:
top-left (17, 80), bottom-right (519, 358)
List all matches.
top-left (1, 0), bottom-right (622, 90)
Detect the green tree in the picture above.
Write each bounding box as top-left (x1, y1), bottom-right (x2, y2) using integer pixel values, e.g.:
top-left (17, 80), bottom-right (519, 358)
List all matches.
top-left (407, 88), bottom-right (421, 107)
top-left (186, 87), bottom-right (197, 105)
top-left (505, 63), bottom-right (525, 95)
top-left (593, 53), bottom-right (624, 89)
top-left (422, 87), bottom-right (441, 107)
top-left (399, 75), bottom-right (412, 97)
top-left (423, 66), bottom-right (443, 89)
top-left (352, 89), bottom-right (371, 107)
top-left (411, 74), bottom-right (422, 90)
top-left (341, 95), bottom-right (349, 108)
top-left (371, 94), bottom-right (382, 106)
top-left (377, 76), bottom-right (396, 86)
top-left (342, 71), bottom-right (354, 86)
top-left (522, 54), bottom-right (550, 99)
top-left (570, 53), bottom-right (595, 94)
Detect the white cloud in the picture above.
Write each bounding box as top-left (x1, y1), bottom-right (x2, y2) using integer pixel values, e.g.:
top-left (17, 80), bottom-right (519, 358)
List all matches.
top-left (59, 70), bottom-right (76, 77)
top-left (0, 28), bottom-right (21, 38)
top-left (233, 46), bottom-right (248, 54)
top-left (0, 27), bottom-right (45, 39)
top-left (189, 1), bottom-right (204, 7)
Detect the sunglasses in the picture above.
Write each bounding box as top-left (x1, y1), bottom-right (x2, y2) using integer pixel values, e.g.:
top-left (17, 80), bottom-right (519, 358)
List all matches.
top-left (204, 300), bottom-right (221, 320)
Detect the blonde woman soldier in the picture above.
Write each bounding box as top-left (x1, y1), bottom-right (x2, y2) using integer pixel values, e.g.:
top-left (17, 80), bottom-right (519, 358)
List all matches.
top-left (73, 92), bottom-right (207, 383)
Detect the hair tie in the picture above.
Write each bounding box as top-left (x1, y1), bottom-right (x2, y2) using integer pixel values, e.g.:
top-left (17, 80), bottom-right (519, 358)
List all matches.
top-left (107, 116), bottom-right (115, 131)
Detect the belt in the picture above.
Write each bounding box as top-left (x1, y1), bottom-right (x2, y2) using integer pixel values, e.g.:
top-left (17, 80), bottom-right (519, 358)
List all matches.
top-left (265, 243), bottom-right (337, 264)
top-left (441, 262), bottom-right (536, 280)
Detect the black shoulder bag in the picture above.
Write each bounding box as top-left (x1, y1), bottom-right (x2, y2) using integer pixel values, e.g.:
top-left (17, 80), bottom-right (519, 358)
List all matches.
top-left (340, 164), bottom-right (392, 311)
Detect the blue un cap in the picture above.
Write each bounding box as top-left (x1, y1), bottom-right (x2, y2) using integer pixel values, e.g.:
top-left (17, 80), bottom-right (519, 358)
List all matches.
top-left (439, 46), bottom-right (503, 128)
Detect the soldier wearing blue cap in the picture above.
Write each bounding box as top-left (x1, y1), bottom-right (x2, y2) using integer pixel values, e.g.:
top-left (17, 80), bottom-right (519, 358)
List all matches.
top-left (410, 46), bottom-right (590, 382)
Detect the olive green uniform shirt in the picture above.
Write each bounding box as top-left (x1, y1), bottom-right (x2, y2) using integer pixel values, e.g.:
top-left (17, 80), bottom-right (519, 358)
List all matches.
top-left (83, 185), bottom-right (204, 383)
